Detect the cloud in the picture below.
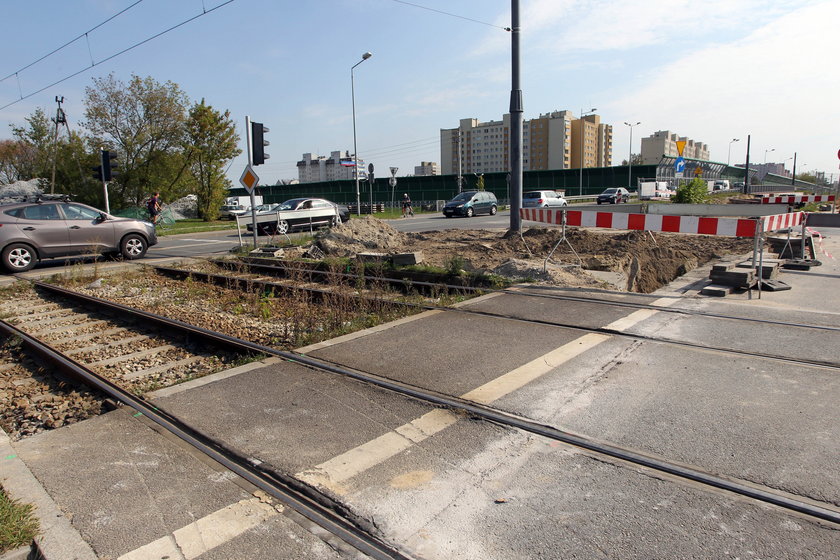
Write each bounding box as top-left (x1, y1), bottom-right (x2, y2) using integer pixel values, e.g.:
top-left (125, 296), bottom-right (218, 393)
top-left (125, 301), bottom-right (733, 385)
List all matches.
top-left (605, 0), bottom-right (839, 169)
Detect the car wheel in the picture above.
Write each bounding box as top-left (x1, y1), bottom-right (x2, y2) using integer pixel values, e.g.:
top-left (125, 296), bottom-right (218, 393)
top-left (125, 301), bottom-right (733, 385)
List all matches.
top-left (597, 201), bottom-right (602, 205)
top-left (2, 243), bottom-right (37, 272)
top-left (490, 205), bottom-right (497, 215)
top-left (465, 207), bottom-right (474, 218)
top-left (277, 220), bottom-right (289, 234)
top-left (120, 234), bottom-right (147, 260)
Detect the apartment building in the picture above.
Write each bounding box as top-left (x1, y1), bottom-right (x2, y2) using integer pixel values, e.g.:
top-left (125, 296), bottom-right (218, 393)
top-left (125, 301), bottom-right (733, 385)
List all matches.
top-left (440, 110), bottom-right (609, 175)
top-left (296, 151), bottom-right (364, 183)
top-left (640, 131), bottom-right (709, 164)
top-left (414, 161), bottom-right (440, 176)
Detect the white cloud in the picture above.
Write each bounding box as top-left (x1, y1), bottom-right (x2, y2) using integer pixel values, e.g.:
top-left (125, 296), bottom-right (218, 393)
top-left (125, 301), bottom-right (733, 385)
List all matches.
top-left (605, 0), bottom-right (839, 172)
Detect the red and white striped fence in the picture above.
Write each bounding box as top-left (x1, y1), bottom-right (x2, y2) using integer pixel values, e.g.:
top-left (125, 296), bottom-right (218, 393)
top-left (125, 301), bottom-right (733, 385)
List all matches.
top-left (519, 208), bottom-right (806, 238)
top-left (760, 195), bottom-right (835, 204)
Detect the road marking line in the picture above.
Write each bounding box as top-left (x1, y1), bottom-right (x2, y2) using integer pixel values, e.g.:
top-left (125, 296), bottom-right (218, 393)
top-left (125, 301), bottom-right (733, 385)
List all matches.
top-left (605, 297), bottom-right (675, 332)
top-left (118, 497), bottom-right (279, 560)
top-left (297, 333), bottom-right (609, 493)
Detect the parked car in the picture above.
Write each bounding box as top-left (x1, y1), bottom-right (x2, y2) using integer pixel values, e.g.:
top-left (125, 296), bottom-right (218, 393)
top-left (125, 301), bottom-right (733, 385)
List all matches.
top-left (522, 190), bottom-right (567, 208)
top-left (0, 197), bottom-right (157, 273)
top-left (219, 204), bottom-right (248, 220)
top-left (597, 187), bottom-right (630, 204)
top-left (442, 191), bottom-right (498, 218)
top-left (245, 198), bottom-right (345, 234)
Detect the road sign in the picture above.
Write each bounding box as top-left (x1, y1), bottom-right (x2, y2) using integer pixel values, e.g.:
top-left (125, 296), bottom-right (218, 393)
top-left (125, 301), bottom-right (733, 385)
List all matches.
top-left (694, 166), bottom-right (703, 176)
top-left (390, 166), bottom-right (398, 176)
top-left (389, 177), bottom-right (396, 187)
top-left (674, 157), bottom-right (685, 173)
top-left (239, 165), bottom-right (259, 193)
top-left (676, 140), bottom-right (686, 156)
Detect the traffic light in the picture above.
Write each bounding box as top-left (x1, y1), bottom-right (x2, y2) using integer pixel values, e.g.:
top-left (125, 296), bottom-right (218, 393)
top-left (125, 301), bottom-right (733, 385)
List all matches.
top-left (92, 165), bottom-right (103, 181)
top-left (251, 122), bottom-right (269, 165)
top-left (101, 150), bottom-right (119, 181)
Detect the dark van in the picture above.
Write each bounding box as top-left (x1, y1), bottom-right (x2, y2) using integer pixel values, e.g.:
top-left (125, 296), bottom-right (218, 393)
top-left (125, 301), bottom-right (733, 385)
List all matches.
top-left (442, 191), bottom-right (498, 218)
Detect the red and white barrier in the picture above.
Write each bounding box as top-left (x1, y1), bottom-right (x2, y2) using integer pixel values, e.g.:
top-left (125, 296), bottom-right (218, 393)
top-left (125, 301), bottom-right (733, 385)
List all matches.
top-left (519, 208), bottom-right (806, 238)
top-left (760, 195), bottom-right (835, 204)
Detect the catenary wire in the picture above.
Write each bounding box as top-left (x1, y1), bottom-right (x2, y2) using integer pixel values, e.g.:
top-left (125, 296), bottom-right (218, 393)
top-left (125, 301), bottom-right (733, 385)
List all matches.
top-left (388, 0), bottom-right (511, 31)
top-left (0, 1), bottom-right (236, 111)
top-left (0, 0), bottom-right (146, 82)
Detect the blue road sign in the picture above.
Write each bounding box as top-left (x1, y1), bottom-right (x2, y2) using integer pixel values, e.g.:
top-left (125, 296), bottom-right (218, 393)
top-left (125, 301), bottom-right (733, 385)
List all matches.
top-left (675, 157), bottom-right (685, 173)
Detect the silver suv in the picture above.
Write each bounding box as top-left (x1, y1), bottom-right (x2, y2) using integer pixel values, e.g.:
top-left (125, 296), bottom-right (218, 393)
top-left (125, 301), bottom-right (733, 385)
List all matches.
top-left (0, 197), bottom-right (158, 273)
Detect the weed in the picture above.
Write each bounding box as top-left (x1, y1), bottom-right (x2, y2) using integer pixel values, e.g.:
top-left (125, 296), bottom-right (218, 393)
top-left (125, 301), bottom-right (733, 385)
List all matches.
top-left (445, 255), bottom-right (466, 276)
top-left (0, 486), bottom-right (39, 552)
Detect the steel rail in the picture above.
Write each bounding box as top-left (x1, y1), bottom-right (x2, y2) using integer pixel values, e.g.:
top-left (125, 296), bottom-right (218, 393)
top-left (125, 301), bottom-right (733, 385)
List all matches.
top-left (0, 316), bottom-right (412, 560)
top-left (151, 267), bottom-right (840, 370)
top-left (30, 281), bottom-right (840, 526)
top-left (229, 258), bottom-right (840, 333)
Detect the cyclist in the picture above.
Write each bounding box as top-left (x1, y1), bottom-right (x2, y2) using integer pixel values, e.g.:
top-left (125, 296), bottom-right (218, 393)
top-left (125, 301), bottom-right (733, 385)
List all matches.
top-left (146, 192), bottom-right (161, 225)
top-left (401, 193), bottom-right (413, 218)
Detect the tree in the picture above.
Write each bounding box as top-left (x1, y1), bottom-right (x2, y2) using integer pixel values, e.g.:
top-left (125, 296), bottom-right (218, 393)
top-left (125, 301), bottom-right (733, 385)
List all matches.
top-left (621, 153), bottom-right (643, 166)
top-left (83, 74), bottom-right (190, 209)
top-left (184, 99), bottom-right (241, 220)
top-left (3, 108), bottom-right (54, 183)
top-left (673, 178), bottom-right (708, 204)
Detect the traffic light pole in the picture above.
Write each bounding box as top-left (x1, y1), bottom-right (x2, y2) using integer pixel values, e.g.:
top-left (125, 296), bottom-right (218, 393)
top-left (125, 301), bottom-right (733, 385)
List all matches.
top-left (245, 116), bottom-right (258, 248)
top-left (100, 148), bottom-right (110, 214)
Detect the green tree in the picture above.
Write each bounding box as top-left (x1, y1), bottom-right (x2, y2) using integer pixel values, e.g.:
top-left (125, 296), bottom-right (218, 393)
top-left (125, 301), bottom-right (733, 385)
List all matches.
top-left (6, 107), bottom-right (53, 183)
top-left (673, 178), bottom-right (708, 204)
top-left (83, 74), bottom-right (190, 209)
top-left (621, 153), bottom-right (643, 166)
top-left (184, 99), bottom-right (241, 220)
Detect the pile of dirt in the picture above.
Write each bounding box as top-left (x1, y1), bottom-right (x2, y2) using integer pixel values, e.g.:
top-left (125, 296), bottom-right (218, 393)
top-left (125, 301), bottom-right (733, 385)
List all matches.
top-left (314, 217), bottom-right (754, 293)
top-left (316, 216), bottom-right (408, 256)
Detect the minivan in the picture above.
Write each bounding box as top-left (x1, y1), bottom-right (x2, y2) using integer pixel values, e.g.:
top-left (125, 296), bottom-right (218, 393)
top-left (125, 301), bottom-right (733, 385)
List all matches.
top-left (442, 191), bottom-right (498, 218)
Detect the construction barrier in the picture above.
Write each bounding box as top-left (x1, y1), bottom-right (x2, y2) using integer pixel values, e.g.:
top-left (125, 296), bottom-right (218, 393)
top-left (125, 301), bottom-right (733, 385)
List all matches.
top-left (519, 208), bottom-right (806, 237)
top-left (760, 195), bottom-right (835, 204)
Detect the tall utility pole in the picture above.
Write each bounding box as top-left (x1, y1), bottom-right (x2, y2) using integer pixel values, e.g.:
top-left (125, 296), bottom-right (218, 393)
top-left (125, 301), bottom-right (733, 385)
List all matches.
top-left (508, 0), bottom-right (523, 231)
top-left (624, 121), bottom-right (640, 190)
top-left (743, 135), bottom-right (751, 194)
top-left (49, 96), bottom-right (67, 194)
top-left (351, 52), bottom-right (372, 216)
top-left (453, 131), bottom-right (464, 193)
top-left (791, 152), bottom-right (797, 186)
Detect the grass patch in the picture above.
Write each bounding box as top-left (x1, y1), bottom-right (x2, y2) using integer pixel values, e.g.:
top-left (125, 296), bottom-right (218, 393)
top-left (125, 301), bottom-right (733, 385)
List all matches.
top-left (158, 219), bottom-right (237, 236)
top-left (0, 487), bottom-right (39, 553)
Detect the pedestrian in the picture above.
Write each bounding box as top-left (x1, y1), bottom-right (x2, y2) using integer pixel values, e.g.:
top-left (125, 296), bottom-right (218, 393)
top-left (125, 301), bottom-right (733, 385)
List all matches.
top-left (147, 192), bottom-right (161, 225)
top-left (401, 193), bottom-right (413, 217)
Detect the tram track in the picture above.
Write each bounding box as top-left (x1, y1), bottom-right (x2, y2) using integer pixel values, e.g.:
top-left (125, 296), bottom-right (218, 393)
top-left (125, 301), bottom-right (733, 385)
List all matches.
top-left (6, 279), bottom-right (839, 527)
top-left (159, 263), bottom-right (840, 371)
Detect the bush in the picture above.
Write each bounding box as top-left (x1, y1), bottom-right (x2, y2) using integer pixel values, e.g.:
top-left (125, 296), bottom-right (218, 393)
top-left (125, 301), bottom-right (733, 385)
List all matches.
top-left (674, 178), bottom-right (709, 204)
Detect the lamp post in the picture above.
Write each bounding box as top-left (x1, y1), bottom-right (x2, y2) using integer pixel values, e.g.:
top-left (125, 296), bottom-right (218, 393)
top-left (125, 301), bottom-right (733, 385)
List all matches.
top-left (624, 121), bottom-right (640, 190)
top-left (351, 51), bottom-right (372, 216)
top-left (579, 107), bottom-right (597, 196)
top-left (764, 148), bottom-right (775, 164)
top-left (727, 138), bottom-right (739, 165)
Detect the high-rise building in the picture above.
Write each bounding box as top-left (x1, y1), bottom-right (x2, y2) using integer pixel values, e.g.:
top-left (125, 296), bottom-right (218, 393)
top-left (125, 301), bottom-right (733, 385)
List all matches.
top-left (414, 161), bottom-right (440, 176)
top-left (296, 151), bottom-right (364, 183)
top-left (640, 131), bottom-right (709, 164)
top-left (440, 110), bottom-right (610, 176)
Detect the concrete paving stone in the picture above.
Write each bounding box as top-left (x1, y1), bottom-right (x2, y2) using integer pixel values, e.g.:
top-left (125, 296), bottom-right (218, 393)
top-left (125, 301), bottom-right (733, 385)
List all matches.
top-left (307, 308), bottom-right (588, 398)
top-left (336, 424), bottom-right (839, 560)
top-left (151, 362), bottom-right (438, 476)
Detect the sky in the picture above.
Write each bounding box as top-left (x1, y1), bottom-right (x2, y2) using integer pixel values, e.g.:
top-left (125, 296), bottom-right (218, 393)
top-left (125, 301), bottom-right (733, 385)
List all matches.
top-left (1, 0), bottom-right (838, 186)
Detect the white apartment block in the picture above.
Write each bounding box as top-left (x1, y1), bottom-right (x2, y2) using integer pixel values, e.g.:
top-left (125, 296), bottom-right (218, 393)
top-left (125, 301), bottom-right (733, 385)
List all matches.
top-left (414, 161), bottom-right (440, 176)
top-left (640, 131), bottom-right (709, 165)
top-left (440, 110), bottom-right (610, 175)
top-left (296, 151), bottom-right (365, 183)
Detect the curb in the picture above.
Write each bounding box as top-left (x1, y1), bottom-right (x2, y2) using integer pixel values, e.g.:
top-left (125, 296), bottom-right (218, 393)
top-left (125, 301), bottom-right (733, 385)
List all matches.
top-left (0, 429), bottom-right (97, 560)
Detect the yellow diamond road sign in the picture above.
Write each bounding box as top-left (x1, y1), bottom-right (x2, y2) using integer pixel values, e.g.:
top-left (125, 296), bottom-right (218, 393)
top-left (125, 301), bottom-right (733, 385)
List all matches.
top-left (676, 140), bottom-right (687, 157)
top-left (239, 165), bottom-right (259, 193)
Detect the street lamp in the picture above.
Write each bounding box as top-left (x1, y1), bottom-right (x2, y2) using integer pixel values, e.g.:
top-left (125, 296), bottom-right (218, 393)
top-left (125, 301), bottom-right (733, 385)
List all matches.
top-left (727, 138), bottom-right (739, 166)
top-left (764, 148), bottom-right (775, 164)
top-left (579, 107), bottom-right (597, 196)
top-left (624, 121), bottom-right (640, 190)
top-left (351, 51), bottom-right (372, 216)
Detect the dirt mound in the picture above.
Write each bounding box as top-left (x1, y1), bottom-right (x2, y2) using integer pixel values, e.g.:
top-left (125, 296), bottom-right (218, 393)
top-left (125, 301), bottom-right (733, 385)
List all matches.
top-left (312, 217), bottom-right (753, 293)
top-left (316, 216), bottom-right (407, 257)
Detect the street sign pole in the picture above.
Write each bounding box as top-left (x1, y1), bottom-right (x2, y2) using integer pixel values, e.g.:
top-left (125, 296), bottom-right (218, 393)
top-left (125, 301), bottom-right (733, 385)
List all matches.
top-left (368, 163), bottom-right (374, 212)
top-left (245, 116), bottom-right (258, 247)
top-left (389, 167), bottom-right (398, 213)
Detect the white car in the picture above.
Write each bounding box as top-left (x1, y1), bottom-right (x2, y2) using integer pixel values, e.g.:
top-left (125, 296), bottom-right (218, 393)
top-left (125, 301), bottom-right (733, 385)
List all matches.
top-left (522, 190), bottom-right (568, 208)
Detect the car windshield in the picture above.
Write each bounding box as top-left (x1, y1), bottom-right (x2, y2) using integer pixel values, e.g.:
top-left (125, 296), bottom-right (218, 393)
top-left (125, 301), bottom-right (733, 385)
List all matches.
top-left (524, 192), bottom-right (542, 199)
top-left (602, 189), bottom-right (618, 194)
top-left (277, 198), bottom-right (307, 211)
top-left (451, 192), bottom-right (475, 202)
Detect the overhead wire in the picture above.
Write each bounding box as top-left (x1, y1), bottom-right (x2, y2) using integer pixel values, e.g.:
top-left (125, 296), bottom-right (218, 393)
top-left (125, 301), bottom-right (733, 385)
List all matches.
top-left (1, 0), bottom-right (146, 82)
top-left (387, 0), bottom-right (511, 31)
top-left (0, 0), bottom-right (236, 111)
